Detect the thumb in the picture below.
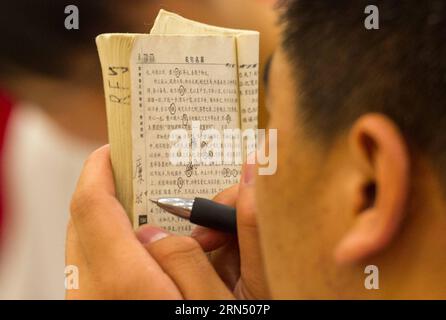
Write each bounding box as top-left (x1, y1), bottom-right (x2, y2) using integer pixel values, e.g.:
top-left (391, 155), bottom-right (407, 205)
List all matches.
top-left (136, 225), bottom-right (233, 299)
top-left (136, 225), bottom-right (170, 244)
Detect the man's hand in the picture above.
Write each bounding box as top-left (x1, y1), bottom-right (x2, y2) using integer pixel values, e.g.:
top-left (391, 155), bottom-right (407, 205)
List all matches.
top-left (66, 145), bottom-right (234, 299)
top-left (188, 163), bottom-right (270, 299)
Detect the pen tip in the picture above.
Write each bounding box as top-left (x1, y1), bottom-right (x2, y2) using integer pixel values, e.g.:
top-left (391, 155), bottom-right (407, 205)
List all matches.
top-left (149, 198), bottom-right (158, 204)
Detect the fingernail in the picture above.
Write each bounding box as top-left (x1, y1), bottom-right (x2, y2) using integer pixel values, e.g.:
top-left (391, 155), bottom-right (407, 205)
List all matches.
top-left (136, 225), bottom-right (169, 244)
top-left (242, 163), bottom-right (256, 185)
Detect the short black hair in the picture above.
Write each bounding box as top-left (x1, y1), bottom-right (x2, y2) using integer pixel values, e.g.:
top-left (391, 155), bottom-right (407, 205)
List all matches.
top-left (0, 1), bottom-right (142, 82)
top-left (282, 1), bottom-right (446, 181)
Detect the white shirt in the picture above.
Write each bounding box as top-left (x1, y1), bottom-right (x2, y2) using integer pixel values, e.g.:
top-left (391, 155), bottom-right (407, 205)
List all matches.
top-left (0, 104), bottom-right (98, 299)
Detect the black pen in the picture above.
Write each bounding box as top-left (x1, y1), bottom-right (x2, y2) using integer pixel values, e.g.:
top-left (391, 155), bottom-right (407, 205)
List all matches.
top-left (150, 197), bottom-right (237, 233)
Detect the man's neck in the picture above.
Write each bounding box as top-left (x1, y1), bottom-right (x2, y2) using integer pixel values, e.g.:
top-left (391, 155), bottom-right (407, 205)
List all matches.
top-left (376, 158), bottom-right (446, 298)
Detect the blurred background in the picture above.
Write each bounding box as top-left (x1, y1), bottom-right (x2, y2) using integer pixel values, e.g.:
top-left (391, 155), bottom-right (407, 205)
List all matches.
top-left (0, 0), bottom-right (279, 299)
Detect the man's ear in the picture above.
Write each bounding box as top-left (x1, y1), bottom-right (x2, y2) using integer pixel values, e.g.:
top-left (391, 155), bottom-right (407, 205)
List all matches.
top-left (334, 113), bottom-right (410, 265)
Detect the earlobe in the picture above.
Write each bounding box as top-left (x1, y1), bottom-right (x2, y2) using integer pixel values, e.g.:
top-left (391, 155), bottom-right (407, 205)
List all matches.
top-left (334, 113), bottom-right (410, 265)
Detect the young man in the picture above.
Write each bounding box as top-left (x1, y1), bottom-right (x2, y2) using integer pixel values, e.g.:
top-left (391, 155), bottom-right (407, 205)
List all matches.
top-left (67, 0), bottom-right (446, 299)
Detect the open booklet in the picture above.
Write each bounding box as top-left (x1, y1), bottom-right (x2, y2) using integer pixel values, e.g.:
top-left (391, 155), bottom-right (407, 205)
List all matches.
top-left (96, 10), bottom-right (259, 233)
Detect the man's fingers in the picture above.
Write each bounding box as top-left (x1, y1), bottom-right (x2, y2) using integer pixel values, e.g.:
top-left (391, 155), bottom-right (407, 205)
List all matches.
top-left (191, 226), bottom-right (230, 252)
top-left (70, 145), bottom-right (141, 266)
top-left (66, 219), bottom-right (104, 299)
top-left (213, 184), bottom-right (239, 204)
top-left (71, 159), bottom-right (182, 299)
top-left (75, 145), bottom-right (116, 196)
top-left (65, 219), bottom-right (83, 269)
top-left (236, 163), bottom-right (269, 299)
top-left (207, 238), bottom-right (241, 290)
top-left (137, 225), bottom-right (234, 300)
top-left (191, 184), bottom-right (239, 251)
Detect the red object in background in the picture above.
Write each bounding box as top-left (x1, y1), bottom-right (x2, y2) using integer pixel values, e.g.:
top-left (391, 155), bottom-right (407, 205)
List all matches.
top-left (0, 89), bottom-right (13, 242)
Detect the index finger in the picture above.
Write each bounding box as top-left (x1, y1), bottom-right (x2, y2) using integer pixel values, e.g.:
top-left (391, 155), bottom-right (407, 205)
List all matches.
top-left (191, 184), bottom-right (239, 251)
